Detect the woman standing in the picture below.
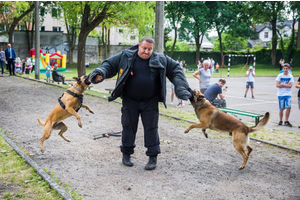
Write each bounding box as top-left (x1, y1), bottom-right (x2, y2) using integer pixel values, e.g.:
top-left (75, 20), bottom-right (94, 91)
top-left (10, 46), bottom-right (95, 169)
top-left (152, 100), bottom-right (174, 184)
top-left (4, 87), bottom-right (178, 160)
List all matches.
top-left (193, 60), bottom-right (211, 94)
top-left (0, 46), bottom-right (6, 77)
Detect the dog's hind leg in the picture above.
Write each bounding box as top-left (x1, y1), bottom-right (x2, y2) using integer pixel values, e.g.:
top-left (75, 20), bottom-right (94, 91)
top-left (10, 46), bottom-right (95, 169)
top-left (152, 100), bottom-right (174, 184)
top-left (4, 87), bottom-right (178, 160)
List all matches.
top-left (53, 121), bottom-right (70, 142)
top-left (40, 121), bottom-right (53, 153)
top-left (247, 144), bottom-right (253, 157)
top-left (232, 136), bottom-right (249, 170)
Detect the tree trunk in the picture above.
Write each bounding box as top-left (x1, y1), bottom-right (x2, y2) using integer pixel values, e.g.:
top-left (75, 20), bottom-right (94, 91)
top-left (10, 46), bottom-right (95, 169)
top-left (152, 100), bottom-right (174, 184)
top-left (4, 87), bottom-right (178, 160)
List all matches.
top-left (271, 21), bottom-right (277, 66)
top-left (169, 27), bottom-right (178, 58)
top-left (296, 20), bottom-right (300, 48)
top-left (218, 31), bottom-right (224, 67)
top-left (77, 33), bottom-right (87, 77)
top-left (195, 35), bottom-right (203, 64)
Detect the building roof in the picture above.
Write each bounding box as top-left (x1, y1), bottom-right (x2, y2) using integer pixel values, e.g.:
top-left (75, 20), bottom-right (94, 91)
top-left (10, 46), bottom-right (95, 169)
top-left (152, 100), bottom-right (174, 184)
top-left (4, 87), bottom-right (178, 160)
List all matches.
top-left (255, 20), bottom-right (297, 33)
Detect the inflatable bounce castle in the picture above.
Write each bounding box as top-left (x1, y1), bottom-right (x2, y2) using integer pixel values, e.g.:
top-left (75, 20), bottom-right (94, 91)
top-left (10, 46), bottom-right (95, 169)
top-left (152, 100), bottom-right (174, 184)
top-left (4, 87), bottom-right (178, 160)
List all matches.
top-left (30, 48), bottom-right (67, 71)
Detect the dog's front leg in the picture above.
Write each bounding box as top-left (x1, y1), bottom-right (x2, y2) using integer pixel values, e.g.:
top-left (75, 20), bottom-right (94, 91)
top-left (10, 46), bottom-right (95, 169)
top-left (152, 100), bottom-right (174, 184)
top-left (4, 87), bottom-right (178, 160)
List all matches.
top-left (65, 106), bottom-right (83, 128)
top-left (81, 104), bottom-right (94, 114)
top-left (184, 123), bottom-right (208, 133)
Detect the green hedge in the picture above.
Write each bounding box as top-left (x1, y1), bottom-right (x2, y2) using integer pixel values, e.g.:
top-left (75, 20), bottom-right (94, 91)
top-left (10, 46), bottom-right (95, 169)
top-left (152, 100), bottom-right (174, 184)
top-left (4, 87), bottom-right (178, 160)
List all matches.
top-left (171, 48), bottom-right (299, 69)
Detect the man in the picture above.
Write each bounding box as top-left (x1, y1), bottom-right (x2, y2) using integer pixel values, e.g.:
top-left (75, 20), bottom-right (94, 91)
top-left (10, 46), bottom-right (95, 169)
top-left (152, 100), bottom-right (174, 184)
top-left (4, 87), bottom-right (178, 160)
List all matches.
top-left (244, 66), bottom-right (255, 99)
top-left (52, 64), bottom-right (67, 85)
top-left (4, 44), bottom-right (16, 76)
top-left (276, 63), bottom-right (294, 127)
top-left (204, 78), bottom-right (227, 108)
top-left (89, 36), bottom-right (191, 170)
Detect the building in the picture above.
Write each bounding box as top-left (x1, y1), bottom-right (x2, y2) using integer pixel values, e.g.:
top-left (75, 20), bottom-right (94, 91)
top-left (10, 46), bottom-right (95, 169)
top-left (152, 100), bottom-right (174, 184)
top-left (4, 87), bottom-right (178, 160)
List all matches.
top-left (249, 20), bottom-right (298, 48)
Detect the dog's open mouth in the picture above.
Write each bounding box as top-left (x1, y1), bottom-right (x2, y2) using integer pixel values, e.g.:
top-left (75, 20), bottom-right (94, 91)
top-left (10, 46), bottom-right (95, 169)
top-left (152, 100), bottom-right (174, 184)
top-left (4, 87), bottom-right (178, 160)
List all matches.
top-left (84, 75), bottom-right (91, 85)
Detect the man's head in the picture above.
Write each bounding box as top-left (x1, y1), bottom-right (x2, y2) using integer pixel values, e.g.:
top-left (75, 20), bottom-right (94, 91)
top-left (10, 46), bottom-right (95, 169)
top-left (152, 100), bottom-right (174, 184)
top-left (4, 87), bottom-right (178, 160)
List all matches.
top-left (217, 78), bottom-right (226, 87)
top-left (282, 64), bottom-right (290, 74)
top-left (7, 44), bottom-right (11, 48)
top-left (249, 66), bottom-right (253, 71)
top-left (138, 36), bottom-right (154, 60)
top-left (54, 64), bottom-right (58, 69)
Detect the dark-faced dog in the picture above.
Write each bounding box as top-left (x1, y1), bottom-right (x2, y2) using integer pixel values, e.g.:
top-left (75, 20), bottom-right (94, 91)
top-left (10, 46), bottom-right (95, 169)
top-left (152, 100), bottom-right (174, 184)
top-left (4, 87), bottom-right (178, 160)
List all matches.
top-left (185, 89), bottom-right (270, 170)
top-left (37, 75), bottom-right (94, 153)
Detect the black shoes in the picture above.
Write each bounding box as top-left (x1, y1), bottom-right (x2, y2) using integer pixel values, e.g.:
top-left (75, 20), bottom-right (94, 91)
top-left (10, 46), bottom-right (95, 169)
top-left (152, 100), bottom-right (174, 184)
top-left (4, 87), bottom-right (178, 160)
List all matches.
top-left (278, 121), bottom-right (283, 125)
top-left (252, 95), bottom-right (255, 99)
top-left (145, 156), bottom-right (157, 170)
top-left (284, 121), bottom-right (292, 127)
top-left (122, 153), bottom-right (133, 166)
top-left (63, 82), bottom-right (67, 85)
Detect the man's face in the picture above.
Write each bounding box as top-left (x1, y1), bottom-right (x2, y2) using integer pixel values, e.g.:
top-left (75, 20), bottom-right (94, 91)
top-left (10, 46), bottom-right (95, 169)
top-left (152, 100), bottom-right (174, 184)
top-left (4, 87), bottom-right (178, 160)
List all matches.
top-left (217, 81), bottom-right (225, 87)
top-left (7, 44), bottom-right (11, 48)
top-left (138, 41), bottom-right (153, 60)
top-left (282, 66), bottom-right (289, 74)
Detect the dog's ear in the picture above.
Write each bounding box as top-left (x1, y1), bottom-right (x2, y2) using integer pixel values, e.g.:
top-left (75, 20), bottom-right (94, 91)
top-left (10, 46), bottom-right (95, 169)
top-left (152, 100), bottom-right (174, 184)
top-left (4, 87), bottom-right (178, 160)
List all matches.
top-left (73, 77), bottom-right (82, 84)
top-left (197, 92), bottom-right (205, 101)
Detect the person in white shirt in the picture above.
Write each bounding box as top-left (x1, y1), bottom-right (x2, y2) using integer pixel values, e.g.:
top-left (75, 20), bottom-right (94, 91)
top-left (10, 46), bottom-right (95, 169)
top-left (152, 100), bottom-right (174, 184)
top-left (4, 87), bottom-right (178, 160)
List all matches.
top-left (276, 63), bottom-right (294, 127)
top-left (244, 66), bottom-right (255, 99)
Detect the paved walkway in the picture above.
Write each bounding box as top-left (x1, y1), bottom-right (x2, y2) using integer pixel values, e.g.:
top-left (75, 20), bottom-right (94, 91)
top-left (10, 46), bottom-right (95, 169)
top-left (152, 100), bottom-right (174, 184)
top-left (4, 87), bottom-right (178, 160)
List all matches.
top-left (89, 76), bottom-right (300, 133)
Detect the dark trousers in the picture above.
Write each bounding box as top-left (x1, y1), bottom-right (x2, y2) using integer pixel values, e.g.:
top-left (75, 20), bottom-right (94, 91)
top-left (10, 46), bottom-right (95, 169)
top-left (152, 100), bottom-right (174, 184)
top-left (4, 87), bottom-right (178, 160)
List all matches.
top-left (210, 99), bottom-right (226, 108)
top-left (120, 95), bottom-right (161, 156)
top-left (7, 59), bottom-right (15, 75)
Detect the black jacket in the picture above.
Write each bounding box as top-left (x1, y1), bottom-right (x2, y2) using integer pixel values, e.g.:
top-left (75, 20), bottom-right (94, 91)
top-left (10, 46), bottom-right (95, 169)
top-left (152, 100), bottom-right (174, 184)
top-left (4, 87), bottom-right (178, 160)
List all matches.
top-left (89, 45), bottom-right (191, 107)
top-left (52, 68), bottom-right (64, 82)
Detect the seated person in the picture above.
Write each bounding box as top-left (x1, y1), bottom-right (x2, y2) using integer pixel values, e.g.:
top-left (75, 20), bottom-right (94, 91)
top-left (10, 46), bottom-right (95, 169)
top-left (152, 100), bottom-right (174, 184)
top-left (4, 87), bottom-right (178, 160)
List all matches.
top-left (52, 64), bottom-right (67, 85)
top-left (204, 78), bottom-right (227, 107)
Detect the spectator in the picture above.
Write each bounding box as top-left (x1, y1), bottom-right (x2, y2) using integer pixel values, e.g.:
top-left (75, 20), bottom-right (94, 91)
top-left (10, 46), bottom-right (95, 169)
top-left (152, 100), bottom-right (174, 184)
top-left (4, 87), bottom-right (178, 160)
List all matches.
top-left (204, 78), bottom-right (227, 108)
top-left (276, 63), bottom-right (294, 127)
top-left (193, 60), bottom-right (211, 94)
top-left (182, 60), bottom-right (186, 72)
top-left (244, 66), bottom-right (255, 99)
top-left (52, 64), bottom-right (67, 85)
top-left (210, 58), bottom-right (215, 75)
top-left (31, 59), bottom-right (35, 72)
top-left (0, 46), bottom-right (6, 77)
top-left (215, 63), bottom-right (219, 73)
top-left (290, 58), bottom-right (294, 67)
top-left (200, 57), bottom-right (204, 64)
top-left (21, 59), bottom-right (26, 75)
top-left (4, 43), bottom-right (16, 76)
top-left (197, 60), bottom-right (202, 70)
top-left (85, 60), bottom-right (89, 68)
top-left (89, 36), bottom-right (191, 170)
top-left (296, 76), bottom-right (300, 128)
top-left (279, 58), bottom-right (283, 71)
top-left (45, 62), bottom-right (52, 82)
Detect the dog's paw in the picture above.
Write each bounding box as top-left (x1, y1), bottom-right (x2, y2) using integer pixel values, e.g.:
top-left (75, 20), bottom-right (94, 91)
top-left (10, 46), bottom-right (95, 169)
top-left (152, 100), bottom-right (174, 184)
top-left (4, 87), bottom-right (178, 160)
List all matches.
top-left (90, 110), bottom-right (94, 114)
top-left (41, 149), bottom-right (44, 153)
top-left (78, 123), bottom-right (83, 128)
top-left (239, 165), bottom-right (245, 170)
top-left (184, 130), bottom-right (189, 134)
top-left (204, 133), bottom-right (208, 138)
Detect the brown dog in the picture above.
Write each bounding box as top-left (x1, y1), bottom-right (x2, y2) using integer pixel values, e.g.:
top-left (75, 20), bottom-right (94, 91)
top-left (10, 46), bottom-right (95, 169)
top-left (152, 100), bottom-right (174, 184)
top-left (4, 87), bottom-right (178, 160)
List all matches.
top-left (37, 75), bottom-right (94, 153)
top-left (184, 89), bottom-right (270, 170)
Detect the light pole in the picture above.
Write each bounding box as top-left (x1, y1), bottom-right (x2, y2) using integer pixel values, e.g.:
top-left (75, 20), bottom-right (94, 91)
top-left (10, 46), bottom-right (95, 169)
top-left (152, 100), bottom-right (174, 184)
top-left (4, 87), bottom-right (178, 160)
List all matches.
top-left (35, 1), bottom-right (40, 79)
top-left (155, 1), bottom-right (164, 54)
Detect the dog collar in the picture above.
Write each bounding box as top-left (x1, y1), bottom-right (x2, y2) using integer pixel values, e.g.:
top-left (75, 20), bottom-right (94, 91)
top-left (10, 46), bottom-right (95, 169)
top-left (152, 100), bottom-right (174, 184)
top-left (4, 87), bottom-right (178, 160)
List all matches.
top-left (73, 83), bottom-right (84, 93)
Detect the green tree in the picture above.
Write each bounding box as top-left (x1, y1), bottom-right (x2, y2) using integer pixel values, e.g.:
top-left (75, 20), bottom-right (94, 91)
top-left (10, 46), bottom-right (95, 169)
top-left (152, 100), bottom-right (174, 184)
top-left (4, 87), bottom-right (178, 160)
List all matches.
top-left (251, 41), bottom-right (264, 52)
top-left (0, 1), bottom-right (34, 45)
top-left (207, 1), bottom-right (253, 66)
top-left (179, 1), bottom-right (213, 64)
top-left (165, 38), bottom-right (190, 51)
top-left (164, 1), bottom-right (184, 57)
top-left (211, 34), bottom-right (248, 52)
top-left (249, 1), bottom-right (287, 66)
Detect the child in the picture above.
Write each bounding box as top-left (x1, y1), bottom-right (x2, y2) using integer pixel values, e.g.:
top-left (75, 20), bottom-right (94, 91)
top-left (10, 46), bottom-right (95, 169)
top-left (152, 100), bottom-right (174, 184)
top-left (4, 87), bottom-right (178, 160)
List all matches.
top-left (45, 62), bottom-right (51, 82)
top-left (215, 63), bottom-right (219, 73)
top-left (22, 59), bottom-right (26, 74)
top-left (244, 66), bottom-right (255, 99)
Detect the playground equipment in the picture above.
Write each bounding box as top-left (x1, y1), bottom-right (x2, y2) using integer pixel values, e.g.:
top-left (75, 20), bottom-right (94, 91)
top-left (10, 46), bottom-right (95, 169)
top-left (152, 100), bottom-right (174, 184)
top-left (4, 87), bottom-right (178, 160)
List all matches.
top-left (30, 48), bottom-right (66, 71)
top-left (221, 54), bottom-right (256, 77)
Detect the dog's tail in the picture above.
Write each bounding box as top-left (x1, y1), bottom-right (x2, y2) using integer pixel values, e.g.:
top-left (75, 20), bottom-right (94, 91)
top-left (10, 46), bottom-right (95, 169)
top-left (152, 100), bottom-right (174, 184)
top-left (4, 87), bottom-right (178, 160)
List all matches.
top-left (248, 112), bottom-right (270, 133)
top-left (37, 118), bottom-right (46, 127)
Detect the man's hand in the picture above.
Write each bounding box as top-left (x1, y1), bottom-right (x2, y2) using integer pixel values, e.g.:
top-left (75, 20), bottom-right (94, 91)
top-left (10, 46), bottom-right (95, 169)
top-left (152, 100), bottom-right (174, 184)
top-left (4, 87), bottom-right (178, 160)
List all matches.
top-left (94, 74), bottom-right (103, 82)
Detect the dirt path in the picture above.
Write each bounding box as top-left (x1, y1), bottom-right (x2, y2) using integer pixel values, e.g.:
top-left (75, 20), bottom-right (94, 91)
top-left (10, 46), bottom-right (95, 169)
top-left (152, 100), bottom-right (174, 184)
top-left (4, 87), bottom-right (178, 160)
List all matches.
top-left (0, 76), bottom-right (299, 200)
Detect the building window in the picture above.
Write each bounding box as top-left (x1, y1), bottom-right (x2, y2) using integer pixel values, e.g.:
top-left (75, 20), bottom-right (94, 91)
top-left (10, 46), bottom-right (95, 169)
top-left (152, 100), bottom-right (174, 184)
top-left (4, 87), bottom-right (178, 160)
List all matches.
top-left (0, 24), bottom-right (6, 32)
top-left (119, 29), bottom-right (123, 33)
top-left (40, 26), bottom-right (45, 31)
top-left (130, 35), bottom-right (135, 40)
top-left (264, 32), bottom-right (268, 38)
top-left (40, 7), bottom-right (45, 17)
top-left (53, 27), bottom-right (61, 32)
top-left (18, 25), bottom-right (26, 31)
top-left (51, 8), bottom-right (61, 18)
